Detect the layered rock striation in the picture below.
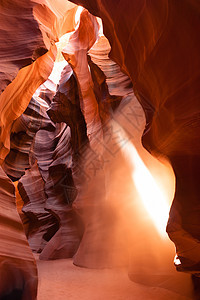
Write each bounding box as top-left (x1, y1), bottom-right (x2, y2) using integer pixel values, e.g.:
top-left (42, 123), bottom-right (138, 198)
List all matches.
top-left (0, 1), bottom-right (200, 297)
top-left (0, 167), bottom-right (38, 299)
top-left (69, 0), bottom-right (200, 273)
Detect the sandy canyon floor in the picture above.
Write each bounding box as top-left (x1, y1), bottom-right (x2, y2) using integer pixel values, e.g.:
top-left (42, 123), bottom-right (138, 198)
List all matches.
top-left (36, 256), bottom-right (195, 300)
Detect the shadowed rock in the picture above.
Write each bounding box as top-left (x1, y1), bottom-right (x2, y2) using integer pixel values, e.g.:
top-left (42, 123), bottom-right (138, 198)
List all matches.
top-left (18, 162), bottom-right (59, 253)
top-left (0, 167), bottom-right (37, 299)
top-left (2, 96), bottom-right (55, 181)
top-left (0, 0), bottom-right (45, 93)
top-left (0, 44), bottom-right (57, 164)
top-left (69, 0), bottom-right (200, 273)
top-left (47, 64), bottom-right (89, 154)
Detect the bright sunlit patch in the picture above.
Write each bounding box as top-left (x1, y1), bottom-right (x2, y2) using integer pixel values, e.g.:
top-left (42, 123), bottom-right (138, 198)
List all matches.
top-left (48, 60), bottom-right (69, 84)
top-left (56, 33), bottom-right (71, 49)
top-left (97, 17), bottom-right (104, 37)
top-left (116, 124), bottom-right (172, 238)
top-left (55, 6), bottom-right (84, 61)
top-left (174, 254), bottom-right (181, 266)
top-left (33, 59), bottom-right (71, 103)
top-left (75, 6), bottom-right (84, 28)
top-left (55, 32), bottom-right (74, 62)
top-left (131, 146), bottom-right (170, 237)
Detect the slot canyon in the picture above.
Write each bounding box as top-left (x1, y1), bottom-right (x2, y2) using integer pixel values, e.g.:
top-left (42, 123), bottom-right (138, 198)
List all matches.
top-left (0, 0), bottom-right (200, 299)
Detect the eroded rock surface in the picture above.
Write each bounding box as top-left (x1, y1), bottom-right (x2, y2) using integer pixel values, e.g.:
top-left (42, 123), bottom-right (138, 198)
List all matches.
top-left (69, 0), bottom-right (200, 273)
top-left (18, 162), bottom-right (59, 254)
top-left (0, 0), bottom-right (45, 93)
top-left (0, 1), bottom-right (200, 298)
top-left (0, 167), bottom-right (38, 299)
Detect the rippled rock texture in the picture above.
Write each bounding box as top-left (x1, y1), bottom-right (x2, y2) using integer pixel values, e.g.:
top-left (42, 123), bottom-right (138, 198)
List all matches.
top-left (0, 167), bottom-right (38, 299)
top-left (0, 0), bottom-right (200, 298)
top-left (0, 1), bottom-right (80, 297)
top-left (18, 162), bottom-right (59, 254)
top-left (70, 0), bottom-right (200, 273)
top-left (0, 0), bottom-right (45, 93)
top-left (2, 96), bottom-right (54, 181)
top-left (34, 123), bottom-right (81, 260)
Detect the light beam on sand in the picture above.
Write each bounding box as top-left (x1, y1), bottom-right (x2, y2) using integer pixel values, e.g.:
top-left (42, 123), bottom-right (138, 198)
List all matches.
top-left (117, 125), bottom-right (172, 238)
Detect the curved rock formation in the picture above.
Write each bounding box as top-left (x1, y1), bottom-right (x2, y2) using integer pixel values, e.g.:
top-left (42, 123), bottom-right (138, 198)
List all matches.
top-left (2, 96), bottom-right (54, 181)
top-left (62, 8), bottom-right (103, 151)
top-left (0, 167), bottom-right (37, 299)
top-left (0, 3), bottom-right (57, 298)
top-left (0, 44), bottom-right (57, 165)
top-left (33, 3), bottom-right (78, 50)
top-left (69, 0), bottom-right (200, 273)
top-left (47, 65), bottom-right (89, 154)
top-left (1, 0), bottom-right (200, 296)
top-left (0, 0), bottom-right (45, 93)
top-left (33, 122), bottom-right (81, 260)
top-left (18, 162), bottom-right (59, 253)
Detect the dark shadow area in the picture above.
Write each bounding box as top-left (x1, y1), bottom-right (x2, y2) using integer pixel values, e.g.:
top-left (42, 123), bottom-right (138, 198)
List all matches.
top-left (0, 289), bottom-right (23, 300)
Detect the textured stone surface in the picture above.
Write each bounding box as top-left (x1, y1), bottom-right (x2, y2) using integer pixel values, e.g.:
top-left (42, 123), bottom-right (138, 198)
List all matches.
top-left (62, 9), bottom-right (103, 151)
top-left (0, 2), bottom-right (57, 297)
top-left (18, 162), bottom-right (59, 253)
top-left (60, 9), bottom-right (128, 268)
top-left (69, 0), bottom-right (200, 272)
top-left (0, 44), bottom-right (57, 164)
top-left (0, 1), bottom-right (200, 298)
top-left (0, 0), bottom-right (45, 93)
top-left (47, 65), bottom-right (89, 154)
top-left (0, 167), bottom-right (38, 299)
top-left (13, 103), bottom-right (81, 259)
top-left (33, 2), bottom-right (77, 48)
top-left (37, 125), bottom-right (81, 260)
top-left (2, 96), bottom-right (54, 181)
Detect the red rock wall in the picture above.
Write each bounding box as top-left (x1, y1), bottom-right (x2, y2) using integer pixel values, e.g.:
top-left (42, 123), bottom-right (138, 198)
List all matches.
top-left (0, 2), bottom-right (200, 296)
top-left (69, 0), bottom-right (200, 154)
top-left (0, 2), bottom-right (48, 297)
top-left (68, 0), bottom-right (200, 270)
top-left (0, 167), bottom-right (38, 299)
top-left (0, 0), bottom-right (45, 93)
